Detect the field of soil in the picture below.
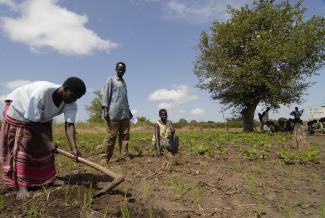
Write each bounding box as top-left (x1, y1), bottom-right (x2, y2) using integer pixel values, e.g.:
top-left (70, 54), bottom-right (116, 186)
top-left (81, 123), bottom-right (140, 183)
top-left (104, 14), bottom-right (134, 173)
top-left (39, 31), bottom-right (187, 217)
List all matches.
top-left (0, 126), bottom-right (324, 218)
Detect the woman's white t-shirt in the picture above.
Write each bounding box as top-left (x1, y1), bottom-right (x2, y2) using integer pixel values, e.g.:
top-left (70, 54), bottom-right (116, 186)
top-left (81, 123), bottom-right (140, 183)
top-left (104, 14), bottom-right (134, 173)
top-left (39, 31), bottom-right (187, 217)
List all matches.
top-left (5, 81), bottom-right (77, 123)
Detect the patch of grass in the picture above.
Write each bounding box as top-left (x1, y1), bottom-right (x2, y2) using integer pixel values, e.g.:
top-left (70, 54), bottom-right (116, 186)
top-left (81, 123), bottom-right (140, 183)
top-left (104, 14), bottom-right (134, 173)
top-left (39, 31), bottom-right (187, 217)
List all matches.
top-left (120, 196), bottom-right (131, 218)
top-left (83, 183), bottom-right (93, 209)
top-left (216, 145), bottom-right (228, 156)
top-left (111, 166), bottom-right (124, 175)
top-left (278, 145), bottom-right (320, 165)
top-left (168, 178), bottom-right (186, 200)
top-left (245, 173), bottom-right (258, 196)
top-left (0, 195), bottom-right (4, 210)
top-left (256, 197), bottom-right (265, 218)
top-left (75, 185), bottom-right (81, 203)
top-left (277, 148), bottom-right (295, 164)
top-left (320, 201), bottom-right (325, 217)
top-left (187, 140), bottom-right (215, 157)
top-left (146, 145), bottom-right (156, 156)
top-left (286, 207), bottom-right (294, 218)
top-left (103, 207), bottom-right (109, 218)
top-left (242, 146), bottom-right (266, 160)
top-left (64, 184), bottom-right (72, 205)
top-left (147, 206), bottom-right (154, 218)
top-left (192, 183), bottom-right (201, 206)
top-left (298, 145), bottom-right (320, 164)
top-left (27, 203), bottom-right (42, 218)
top-left (143, 181), bottom-right (152, 199)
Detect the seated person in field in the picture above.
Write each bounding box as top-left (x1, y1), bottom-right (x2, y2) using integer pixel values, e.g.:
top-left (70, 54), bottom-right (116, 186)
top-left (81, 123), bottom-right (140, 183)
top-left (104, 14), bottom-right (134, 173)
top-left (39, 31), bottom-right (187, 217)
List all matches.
top-left (263, 121), bottom-right (272, 134)
top-left (277, 118), bottom-right (287, 132)
top-left (286, 118), bottom-right (294, 131)
top-left (152, 109), bottom-right (179, 156)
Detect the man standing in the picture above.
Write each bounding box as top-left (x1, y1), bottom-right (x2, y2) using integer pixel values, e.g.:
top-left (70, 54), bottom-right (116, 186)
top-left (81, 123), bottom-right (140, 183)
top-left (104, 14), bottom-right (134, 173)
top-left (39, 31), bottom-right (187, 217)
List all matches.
top-left (258, 107), bottom-right (270, 131)
top-left (0, 77), bottom-right (86, 200)
top-left (290, 107), bottom-right (304, 124)
top-left (101, 62), bottom-right (132, 164)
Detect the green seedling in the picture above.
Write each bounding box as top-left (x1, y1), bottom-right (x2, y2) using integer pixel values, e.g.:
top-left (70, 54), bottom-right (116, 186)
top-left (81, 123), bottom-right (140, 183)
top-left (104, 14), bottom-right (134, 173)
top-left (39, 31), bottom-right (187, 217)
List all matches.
top-left (0, 195), bottom-right (4, 210)
top-left (277, 148), bottom-right (295, 164)
top-left (104, 207), bottom-right (109, 218)
top-left (83, 183), bottom-right (93, 209)
top-left (147, 206), bottom-right (154, 218)
top-left (169, 178), bottom-right (186, 200)
top-left (120, 196), bottom-right (131, 218)
top-left (320, 201), bottom-right (325, 217)
top-left (64, 184), bottom-right (72, 205)
top-left (143, 181), bottom-right (152, 199)
top-left (246, 173), bottom-right (258, 196)
top-left (192, 183), bottom-right (201, 206)
top-left (298, 145), bottom-right (320, 164)
top-left (27, 203), bottom-right (42, 218)
top-left (256, 197), bottom-right (265, 218)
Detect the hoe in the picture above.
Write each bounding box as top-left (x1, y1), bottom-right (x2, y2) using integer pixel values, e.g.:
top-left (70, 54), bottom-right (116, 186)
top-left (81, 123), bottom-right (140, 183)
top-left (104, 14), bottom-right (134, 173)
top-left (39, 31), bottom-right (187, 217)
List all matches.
top-left (57, 148), bottom-right (125, 198)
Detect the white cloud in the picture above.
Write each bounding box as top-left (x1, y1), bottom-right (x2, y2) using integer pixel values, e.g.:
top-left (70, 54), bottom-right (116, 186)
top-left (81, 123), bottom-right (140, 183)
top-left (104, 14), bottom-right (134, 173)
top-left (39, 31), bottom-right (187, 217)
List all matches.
top-left (0, 0), bottom-right (118, 56)
top-left (149, 85), bottom-right (198, 103)
top-left (158, 102), bottom-right (172, 109)
top-left (191, 108), bottom-right (205, 115)
top-left (149, 85), bottom-right (199, 109)
top-left (1, 79), bottom-right (33, 89)
top-left (163, 0), bottom-right (250, 23)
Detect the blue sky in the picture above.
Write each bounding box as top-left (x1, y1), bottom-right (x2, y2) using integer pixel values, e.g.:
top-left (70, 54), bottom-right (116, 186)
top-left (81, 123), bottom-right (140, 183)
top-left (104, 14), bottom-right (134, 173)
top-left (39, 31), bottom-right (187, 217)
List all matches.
top-left (0, 0), bottom-right (324, 122)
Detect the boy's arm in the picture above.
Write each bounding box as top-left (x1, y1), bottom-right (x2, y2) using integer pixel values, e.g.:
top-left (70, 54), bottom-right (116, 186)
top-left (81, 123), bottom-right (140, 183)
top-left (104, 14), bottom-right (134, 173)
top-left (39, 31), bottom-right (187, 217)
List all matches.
top-left (155, 123), bottom-right (161, 156)
top-left (65, 122), bottom-right (81, 161)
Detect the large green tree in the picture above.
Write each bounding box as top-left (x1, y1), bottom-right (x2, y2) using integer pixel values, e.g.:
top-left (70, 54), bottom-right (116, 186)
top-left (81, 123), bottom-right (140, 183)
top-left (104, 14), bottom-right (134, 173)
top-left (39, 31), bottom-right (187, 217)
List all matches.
top-left (194, 0), bottom-right (325, 132)
top-left (85, 90), bottom-right (104, 123)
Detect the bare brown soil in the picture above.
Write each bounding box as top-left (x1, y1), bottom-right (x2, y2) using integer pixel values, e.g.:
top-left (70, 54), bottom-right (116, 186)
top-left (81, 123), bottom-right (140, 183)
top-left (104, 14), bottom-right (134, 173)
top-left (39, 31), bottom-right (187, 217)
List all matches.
top-left (0, 132), bottom-right (324, 218)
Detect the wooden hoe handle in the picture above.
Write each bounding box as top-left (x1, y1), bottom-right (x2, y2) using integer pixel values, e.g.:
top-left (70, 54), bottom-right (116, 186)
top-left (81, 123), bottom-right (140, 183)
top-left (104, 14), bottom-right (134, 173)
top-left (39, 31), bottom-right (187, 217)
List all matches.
top-left (57, 148), bottom-right (125, 198)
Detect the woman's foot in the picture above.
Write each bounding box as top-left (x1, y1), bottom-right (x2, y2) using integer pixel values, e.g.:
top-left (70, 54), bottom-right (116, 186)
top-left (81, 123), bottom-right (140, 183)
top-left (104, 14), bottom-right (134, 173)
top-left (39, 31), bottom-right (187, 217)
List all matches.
top-left (16, 186), bottom-right (30, 200)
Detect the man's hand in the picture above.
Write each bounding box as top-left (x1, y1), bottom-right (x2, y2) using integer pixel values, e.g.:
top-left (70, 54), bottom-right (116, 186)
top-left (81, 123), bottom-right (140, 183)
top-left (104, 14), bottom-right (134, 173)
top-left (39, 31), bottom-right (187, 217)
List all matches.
top-left (103, 107), bottom-right (110, 121)
top-left (71, 147), bottom-right (82, 162)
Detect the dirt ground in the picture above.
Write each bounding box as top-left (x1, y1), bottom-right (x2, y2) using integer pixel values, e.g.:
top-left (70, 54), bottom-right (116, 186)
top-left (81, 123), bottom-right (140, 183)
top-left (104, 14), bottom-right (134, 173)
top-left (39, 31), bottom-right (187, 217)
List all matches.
top-left (0, 130), bottom-right (324, 218)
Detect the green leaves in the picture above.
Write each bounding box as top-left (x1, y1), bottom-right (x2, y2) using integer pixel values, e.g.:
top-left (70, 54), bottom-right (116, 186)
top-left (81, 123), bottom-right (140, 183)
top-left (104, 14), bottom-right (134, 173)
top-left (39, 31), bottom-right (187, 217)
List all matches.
top-left (195, 0), bottom-right (325, 130)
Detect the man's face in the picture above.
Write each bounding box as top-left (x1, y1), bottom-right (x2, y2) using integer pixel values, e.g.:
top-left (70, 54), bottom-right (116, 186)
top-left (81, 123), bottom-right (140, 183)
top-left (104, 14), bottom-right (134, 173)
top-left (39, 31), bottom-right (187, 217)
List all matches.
top-left (116, 64), bottom-right (126, 78)
top-left (159, 111), bottom-right (168, 123)
top-left (62, 88), bottom-right (80, 104)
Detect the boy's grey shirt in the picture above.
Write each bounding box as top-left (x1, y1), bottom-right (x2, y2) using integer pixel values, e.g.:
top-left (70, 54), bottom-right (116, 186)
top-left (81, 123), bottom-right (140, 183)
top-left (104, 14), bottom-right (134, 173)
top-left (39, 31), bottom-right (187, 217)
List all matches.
top-left (101, 75), bottom-right (130, 121)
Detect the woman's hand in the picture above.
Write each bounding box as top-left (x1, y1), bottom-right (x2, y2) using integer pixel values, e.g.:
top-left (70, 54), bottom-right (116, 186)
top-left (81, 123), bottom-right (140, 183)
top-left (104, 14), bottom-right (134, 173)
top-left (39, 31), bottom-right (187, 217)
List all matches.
top-left (47, 142), bottom-right (58, 154)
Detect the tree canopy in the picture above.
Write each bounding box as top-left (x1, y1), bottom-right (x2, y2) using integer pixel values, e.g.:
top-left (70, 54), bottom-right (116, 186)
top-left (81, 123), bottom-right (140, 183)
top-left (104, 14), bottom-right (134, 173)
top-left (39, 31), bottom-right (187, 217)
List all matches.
top-left (85, 90), bottom-right (103, 123)
top-left (194, 0), bottom-right (325, 131)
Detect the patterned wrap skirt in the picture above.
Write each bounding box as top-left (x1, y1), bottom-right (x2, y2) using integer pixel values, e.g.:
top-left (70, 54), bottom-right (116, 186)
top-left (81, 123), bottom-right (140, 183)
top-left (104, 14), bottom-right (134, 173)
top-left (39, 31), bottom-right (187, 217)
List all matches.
top-left (0, 101), bottom-right (56, 189)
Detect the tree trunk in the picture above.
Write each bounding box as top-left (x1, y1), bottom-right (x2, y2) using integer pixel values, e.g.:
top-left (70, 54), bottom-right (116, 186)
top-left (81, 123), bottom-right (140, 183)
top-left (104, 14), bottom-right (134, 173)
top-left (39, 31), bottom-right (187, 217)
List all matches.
top-left (241, 103), bottom-right (258, 132)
